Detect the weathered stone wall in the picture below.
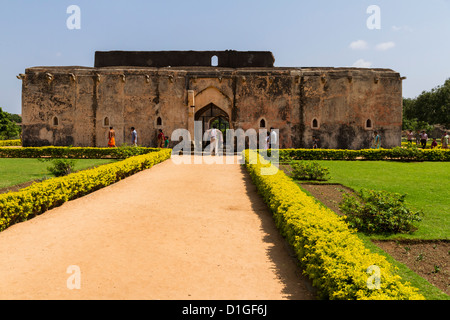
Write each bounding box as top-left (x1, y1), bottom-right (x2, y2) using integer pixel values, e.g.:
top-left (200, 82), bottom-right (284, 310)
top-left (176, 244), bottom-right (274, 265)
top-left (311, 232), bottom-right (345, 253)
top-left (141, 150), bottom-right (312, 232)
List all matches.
top-left (299, 68), bottom-right (403, 149)
top-left (21, 69), bottom-right (79, 147)
top-left (21, 64), bottom-right (403, 149)
top-left (95, 51), bottom-right (275, 68)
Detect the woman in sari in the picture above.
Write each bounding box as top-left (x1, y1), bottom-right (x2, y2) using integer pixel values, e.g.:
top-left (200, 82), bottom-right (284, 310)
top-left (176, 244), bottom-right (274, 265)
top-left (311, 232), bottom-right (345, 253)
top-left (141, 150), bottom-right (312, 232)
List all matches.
top-left (157, 129), bottom-right (165, 148)
top-left (108, 127), bottom-right (116, 147)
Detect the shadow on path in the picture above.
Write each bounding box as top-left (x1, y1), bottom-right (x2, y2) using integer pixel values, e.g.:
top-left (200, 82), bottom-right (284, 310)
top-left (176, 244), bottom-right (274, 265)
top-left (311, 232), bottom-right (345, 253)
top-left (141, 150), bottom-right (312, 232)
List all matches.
top-left (239, 165), bottom-right (317, 300)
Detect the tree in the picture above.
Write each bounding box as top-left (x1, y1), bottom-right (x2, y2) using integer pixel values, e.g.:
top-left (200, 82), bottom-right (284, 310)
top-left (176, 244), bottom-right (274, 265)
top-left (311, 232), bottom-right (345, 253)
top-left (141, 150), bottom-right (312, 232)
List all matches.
top-left (403, 78), bottom-right (450, 129)
top-left (0, 107), bottom-right (22, 140)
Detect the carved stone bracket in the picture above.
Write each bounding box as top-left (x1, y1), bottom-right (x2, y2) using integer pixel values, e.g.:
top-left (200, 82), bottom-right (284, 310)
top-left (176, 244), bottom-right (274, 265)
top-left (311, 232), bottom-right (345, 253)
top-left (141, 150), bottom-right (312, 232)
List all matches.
top-left (45, 73), bottom-right (54, 84)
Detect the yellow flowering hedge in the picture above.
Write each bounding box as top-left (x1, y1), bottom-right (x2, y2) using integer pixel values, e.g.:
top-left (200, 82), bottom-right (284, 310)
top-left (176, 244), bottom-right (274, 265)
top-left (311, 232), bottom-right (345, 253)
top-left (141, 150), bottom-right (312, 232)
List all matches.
top-left (0, 149), bottom-right (172, 232)
top-left (244, 150), bottom-right (425, 300)
top-left (0, 140), bottom-right (21, 147)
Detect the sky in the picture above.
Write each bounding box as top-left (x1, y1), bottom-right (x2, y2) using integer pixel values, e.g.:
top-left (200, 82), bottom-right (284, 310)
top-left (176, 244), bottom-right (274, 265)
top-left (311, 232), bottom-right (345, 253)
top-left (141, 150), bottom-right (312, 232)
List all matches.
top-left (0, 0), bottom-right (449, 115)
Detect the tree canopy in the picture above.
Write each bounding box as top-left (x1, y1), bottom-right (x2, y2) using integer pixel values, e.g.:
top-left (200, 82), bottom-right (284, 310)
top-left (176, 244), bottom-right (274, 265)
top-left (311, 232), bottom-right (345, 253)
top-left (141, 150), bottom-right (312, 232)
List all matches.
top-left (403, 78), bottom-right (450, 129)
top-left (0, 107), bottom-right (22, 140)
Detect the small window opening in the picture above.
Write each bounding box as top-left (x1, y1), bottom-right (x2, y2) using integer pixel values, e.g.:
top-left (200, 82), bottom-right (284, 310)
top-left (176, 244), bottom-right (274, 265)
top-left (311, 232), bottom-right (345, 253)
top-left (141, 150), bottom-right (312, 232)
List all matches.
top-left (312, 118), bottom-right (319, 129)
top-left (157, 117), bottom-right (162, 126)
top-left (52, 116), bottom-right (59, 126)
top-left (260, 119), bottom-right (266, 128)
top-left (211, 55), bottom-right (218, 67)
top-left (366, 119), bottom-right (373, 129)
top-left (104, 117), bottom-right (110, 127)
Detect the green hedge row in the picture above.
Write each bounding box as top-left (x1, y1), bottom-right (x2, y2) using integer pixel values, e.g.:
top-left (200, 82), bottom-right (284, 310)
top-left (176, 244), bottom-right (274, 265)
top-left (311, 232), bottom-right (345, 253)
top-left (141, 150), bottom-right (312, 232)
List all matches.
top-left (272, 147), bottom-right (450, 162)
top-left (0, 149), bottom-right (172, 232)
top-left (0, 140), bottom-right (21, 147)
top-left (0, 146), bottom-right (161, 159)
top-left (244, 150), bottom-right (425, 300)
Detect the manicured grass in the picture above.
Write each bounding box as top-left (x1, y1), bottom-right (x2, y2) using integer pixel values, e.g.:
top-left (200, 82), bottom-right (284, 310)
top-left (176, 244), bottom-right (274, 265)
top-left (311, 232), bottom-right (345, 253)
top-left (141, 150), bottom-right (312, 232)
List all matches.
top-left (304, 161), bottom-right (450, 240)
top-left (289, 160), bottom-right (450, 299)
top-left (0, 158), bottom-right (118, 189)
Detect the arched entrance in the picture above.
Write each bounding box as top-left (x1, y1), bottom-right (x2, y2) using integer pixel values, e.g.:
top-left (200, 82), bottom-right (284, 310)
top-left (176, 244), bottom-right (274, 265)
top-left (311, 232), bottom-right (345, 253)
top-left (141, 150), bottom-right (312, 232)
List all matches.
top-left (195, 103), bottom-right (230, 149)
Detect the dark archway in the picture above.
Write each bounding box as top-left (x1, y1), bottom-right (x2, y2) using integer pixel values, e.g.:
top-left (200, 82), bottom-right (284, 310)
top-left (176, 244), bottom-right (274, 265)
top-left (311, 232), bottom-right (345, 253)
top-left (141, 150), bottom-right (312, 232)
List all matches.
top-left (195, 103), bottom-right (230, 149)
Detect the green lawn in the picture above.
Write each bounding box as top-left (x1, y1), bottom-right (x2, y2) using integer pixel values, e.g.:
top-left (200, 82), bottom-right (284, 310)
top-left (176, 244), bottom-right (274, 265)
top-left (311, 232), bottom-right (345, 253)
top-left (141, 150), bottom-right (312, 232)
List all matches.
top-left (305, 161), bottom-right (450, 240)
top-left (0, 158), bottom-right (118, 189)
top-left (291, 160), bottom-right (450, 299)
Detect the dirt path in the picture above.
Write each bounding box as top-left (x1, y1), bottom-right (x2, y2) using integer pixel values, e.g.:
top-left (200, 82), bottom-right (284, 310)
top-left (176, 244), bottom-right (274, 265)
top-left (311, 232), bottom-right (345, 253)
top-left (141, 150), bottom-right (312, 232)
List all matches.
top-left (0, 156), bottom-right (315, 300)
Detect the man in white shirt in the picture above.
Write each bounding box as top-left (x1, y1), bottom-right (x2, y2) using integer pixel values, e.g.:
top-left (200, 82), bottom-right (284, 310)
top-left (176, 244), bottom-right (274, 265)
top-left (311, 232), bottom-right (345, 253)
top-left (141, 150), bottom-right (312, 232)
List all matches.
top-left (269, 127), bottom-right (278, 149)
top-left (420, 131), bottom-right (428, 149)
top-left (210, 125), bottom-right (218, 156)
top-left (131, 127), bottom-right (137, 147)
top-left (442, 132), bottom-right (449, 149)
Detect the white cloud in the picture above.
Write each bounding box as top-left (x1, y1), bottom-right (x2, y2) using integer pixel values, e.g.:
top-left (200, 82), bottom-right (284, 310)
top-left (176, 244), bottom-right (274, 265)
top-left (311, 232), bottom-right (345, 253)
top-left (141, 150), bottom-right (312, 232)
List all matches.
top-left (352, 59), bottom-right (372, 68)
top-left (376, 41), bottom-right (396, 51)
top-left (349, 40), bottom-right (369, 50)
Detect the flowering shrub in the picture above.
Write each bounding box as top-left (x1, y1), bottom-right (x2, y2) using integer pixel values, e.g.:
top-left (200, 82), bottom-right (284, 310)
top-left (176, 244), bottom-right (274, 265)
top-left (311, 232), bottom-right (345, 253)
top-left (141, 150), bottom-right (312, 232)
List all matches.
top-left (244, 150), bottom-right (425, 300)
top-left (0, 149), bottom-right (171, 232)
top-left (0, 140), bottom-right (21, 147)
top-left (340, 189), bottom-right (423, 234)
top-left (290, 161), bottom-right (330, 181)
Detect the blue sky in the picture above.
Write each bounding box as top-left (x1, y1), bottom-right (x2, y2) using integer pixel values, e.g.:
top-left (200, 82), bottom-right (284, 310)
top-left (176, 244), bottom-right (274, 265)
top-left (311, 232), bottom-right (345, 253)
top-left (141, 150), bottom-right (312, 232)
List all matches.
top-left (1, 0), bottom-right (449, 114)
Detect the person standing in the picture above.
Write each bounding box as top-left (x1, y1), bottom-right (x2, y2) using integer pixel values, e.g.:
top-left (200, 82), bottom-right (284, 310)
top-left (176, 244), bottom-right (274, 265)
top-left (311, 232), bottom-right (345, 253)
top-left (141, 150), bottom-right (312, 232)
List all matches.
top-left (265, 132), bottom-right (270, 150)
top-left (312, 136), bottom-right (319, 149)
top-left (372, 131), bottom-right (381, 149)
top-left (131, 127), bottom-right (137, 146)
top-left (442, 132), bottom-right (449, 149)
top-left (420, 131), bottom-right (428, 149)
top-left (157, 129), bottom-right (165, 148)
top-left (164, 135), bottom-right (170, 148)
top-left (108, 127), bottom-right (116, 148)
top-left (269, 127), bottom-right (278, 149)
top-left (415, 130), bottom-right (421, 146)
top-left (406, 130), bottom-right (414, 146)
top-left (210, 125), bottom-right (218, 156)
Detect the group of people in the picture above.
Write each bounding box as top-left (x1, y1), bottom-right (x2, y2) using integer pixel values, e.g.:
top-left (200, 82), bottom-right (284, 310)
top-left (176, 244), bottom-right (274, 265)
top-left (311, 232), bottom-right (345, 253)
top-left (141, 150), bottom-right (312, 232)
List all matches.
top-left (106, 125), bottom-right (449, 150)
top-left (107, 127), bottom-right (170, 148)
top-left (371, 130), bottom-right (450, 150)
top-left (107, 125), bottom-right (279, 153)
top-left (406, 130), bottom-right (449, 149)
top-left (207, 126), bottom-right (278, 155)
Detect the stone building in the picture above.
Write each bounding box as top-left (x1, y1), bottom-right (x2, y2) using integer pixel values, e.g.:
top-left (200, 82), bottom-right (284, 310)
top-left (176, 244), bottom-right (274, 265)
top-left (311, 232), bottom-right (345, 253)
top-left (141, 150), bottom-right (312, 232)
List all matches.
top-left (19, 51), bottom-right (404, 149)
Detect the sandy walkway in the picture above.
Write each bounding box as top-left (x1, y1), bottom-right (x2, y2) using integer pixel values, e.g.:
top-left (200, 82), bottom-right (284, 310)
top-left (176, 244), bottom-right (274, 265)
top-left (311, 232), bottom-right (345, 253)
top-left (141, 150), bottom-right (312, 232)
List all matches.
top-left (0, 156), bottom-right (315, 300)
